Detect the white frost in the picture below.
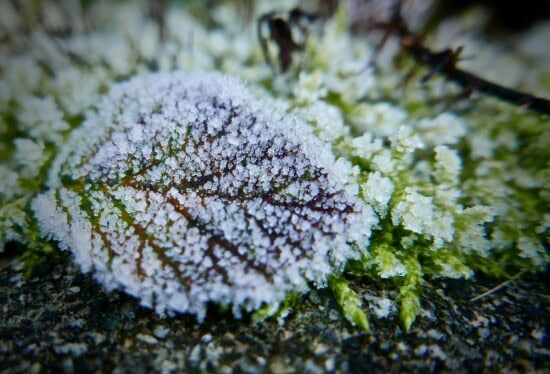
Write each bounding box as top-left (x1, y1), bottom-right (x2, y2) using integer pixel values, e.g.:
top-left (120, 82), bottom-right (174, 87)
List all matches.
top-left (32, 71), bottom-right (377, 321)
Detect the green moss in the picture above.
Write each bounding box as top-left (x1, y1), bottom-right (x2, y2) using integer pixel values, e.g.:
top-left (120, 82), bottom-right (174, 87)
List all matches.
top-left (20, 213), bottom-right (60, 278)
top-left (1, 0), bottom-right (548, 331)
top-left (330, 276), bottom-right (370, 332)
top-left (252, 291), bottom-right (303, 322)
top-left (397, 256), bottom-right (423, 332)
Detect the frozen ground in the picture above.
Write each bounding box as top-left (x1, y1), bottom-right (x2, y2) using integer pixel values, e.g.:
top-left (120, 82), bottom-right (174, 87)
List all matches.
top-left (1, 250), bottom-right (548, 373)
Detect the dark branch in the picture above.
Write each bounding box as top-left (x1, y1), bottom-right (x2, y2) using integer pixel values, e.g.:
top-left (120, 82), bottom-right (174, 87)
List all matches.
top-left (398, 34), bottom-right (550, 115)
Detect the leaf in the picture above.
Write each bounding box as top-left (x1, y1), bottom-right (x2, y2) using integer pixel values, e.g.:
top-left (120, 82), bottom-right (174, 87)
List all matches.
top-left (31, 71), bottom-right (377, 321)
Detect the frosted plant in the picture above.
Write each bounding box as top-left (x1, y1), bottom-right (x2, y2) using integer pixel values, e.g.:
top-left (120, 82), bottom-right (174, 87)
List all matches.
top-left (31, 71), bottom-right (376, 321)
top-left (1, 0), bottom-right (548, 329)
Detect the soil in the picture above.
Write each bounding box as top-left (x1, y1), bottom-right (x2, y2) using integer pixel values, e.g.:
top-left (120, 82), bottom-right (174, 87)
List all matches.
top-left (1, 251), bottom-right (548, 373)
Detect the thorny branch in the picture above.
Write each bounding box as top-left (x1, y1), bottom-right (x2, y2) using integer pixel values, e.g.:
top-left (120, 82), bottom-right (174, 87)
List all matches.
top-left (257, 4), bottom-right (550, 115)
top-left (393, 24), bottom-right (550, 115)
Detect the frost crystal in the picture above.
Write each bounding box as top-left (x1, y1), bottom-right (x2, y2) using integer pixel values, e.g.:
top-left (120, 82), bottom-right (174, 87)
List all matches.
top-left (31, 71), bottom-right (376, 321)
top-left (2, 0), bottom-right (548, 330)
top-left (361, 172), bottom-right (394, 217)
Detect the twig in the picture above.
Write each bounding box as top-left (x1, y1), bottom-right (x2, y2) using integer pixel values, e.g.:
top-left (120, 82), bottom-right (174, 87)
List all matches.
top-left (370, 2), bottom-right (550, 116)
top-left (469, 271), bottom-right (524, 302)
top-left (398, 34), bottom-right (550, 114)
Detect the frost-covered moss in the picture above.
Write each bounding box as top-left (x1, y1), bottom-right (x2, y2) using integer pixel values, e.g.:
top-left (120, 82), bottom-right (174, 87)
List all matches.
top-left (0, 0), bottom-right (548, 328)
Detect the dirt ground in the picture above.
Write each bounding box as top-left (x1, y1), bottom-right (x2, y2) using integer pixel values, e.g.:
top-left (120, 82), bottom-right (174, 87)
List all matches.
top-left (1, 251), bottom-right (548, 373)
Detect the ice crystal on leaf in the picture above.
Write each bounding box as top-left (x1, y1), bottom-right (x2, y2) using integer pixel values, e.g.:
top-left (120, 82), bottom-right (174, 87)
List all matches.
top-left (1, 0), bottom-right (549, 330)
top-left (31, 71), bottom-right (376, 320)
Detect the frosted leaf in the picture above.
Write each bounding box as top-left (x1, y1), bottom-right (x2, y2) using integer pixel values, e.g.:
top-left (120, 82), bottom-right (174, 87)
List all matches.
top-left (32, 71), bottom-right (376, 321)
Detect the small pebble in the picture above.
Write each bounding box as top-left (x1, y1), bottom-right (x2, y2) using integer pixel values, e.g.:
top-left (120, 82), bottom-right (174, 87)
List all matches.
top-left (153, 326), bottom-right (170, 340)
top-left (136, 334), bottom-right (158, 345)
